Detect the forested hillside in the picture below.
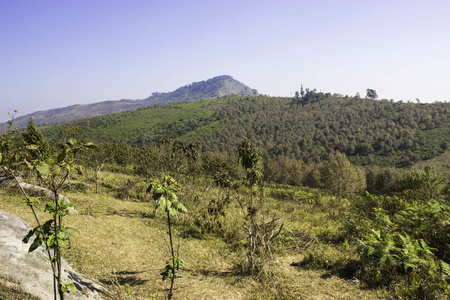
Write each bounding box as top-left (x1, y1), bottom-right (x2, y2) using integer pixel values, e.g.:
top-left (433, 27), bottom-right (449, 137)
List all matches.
top-left (40, 93), bottom-right (449, 168)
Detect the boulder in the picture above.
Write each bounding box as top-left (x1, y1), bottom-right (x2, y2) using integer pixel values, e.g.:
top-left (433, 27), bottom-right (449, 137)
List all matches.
top-left (0, 171), bottom-right (77, 214)
top-left (0, 210), bottom-right (106, 299)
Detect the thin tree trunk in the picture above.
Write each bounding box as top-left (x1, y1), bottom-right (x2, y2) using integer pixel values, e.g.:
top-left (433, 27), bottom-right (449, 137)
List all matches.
top-left (167, 211), bottom-right (175, 300)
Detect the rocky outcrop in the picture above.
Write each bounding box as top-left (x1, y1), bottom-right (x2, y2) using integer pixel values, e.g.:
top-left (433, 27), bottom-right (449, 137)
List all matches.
top-left (0, 171), bottom-right (77, 214)
top-left (0, 210), bottom-right (106, 299)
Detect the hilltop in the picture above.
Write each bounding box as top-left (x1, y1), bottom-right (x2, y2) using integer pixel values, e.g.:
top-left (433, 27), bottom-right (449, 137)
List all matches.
top-left (1, 75), bottom-right (254, 130)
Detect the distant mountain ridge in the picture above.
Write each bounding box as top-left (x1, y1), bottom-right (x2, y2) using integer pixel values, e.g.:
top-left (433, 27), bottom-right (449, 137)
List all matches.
top-left (2, 75), bottom-right (254, 130)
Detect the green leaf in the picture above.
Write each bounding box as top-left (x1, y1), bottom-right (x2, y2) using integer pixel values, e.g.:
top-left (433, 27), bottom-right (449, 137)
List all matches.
top-left (50, 164), bottom-right (61, 175)
top-left (177, 257), bottom-right (186, 267)
top-left (22, 229), bottom-right (35, 244)
top-left (57, 149), bottom-right (69, 163)
top-left (155, 187), bottom-right (165, 195)
top-left (58, 240), bottom-right (67, 248)
top-left (66, 227), bottom-right (80, 235)
top-left (160, 197), bottom-right (168, 212)
top-left (440, 261), bottom-right (450, 276)
top-left (45, 202), bottom-right (56, 214)
top-left (25, 196), bottom-right (40, 206)
top-left (35, 162), bottom-right (50, 176)
top-left (29, 237), bottom-right (43, 252)
top-left (171, 193), bottom-right (178, 204)
top-left (58, 229), bottom-right (71, 240)
top-left (177, 202), bottom-right (187, 213)
top-left (169, 207), bottom-right (177, 216)
top-left (60, 281), bottom-right (76, 293)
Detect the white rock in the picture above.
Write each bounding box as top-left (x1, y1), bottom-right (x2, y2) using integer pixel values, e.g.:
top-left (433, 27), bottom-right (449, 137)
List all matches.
top-left (0, 210), bottom-right (105, 299)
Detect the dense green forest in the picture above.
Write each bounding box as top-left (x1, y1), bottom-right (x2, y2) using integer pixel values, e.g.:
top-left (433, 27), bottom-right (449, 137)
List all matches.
top-left (39, 93), bottom-right (449, 168)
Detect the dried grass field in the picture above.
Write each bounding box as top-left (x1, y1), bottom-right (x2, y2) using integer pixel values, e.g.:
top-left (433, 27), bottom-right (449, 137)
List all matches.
top-left (0, 171), bottom-right (388, 300)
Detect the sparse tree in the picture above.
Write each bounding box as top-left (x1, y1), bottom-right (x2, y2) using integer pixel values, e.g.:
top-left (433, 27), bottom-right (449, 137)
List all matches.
top-left (366, 89), bottom-right (378, 100)
top-left (320, 152), bottom-right (366, 197)
top-left (23, 117), bottom-right (50, 160)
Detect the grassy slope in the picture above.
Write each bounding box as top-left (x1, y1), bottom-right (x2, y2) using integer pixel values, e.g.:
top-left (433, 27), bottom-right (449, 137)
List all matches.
top-left (0, 172), bottom-right (387, 300)
top-left (2, 75), bottom-right (252, 131)
top-left (40, 98), bottom-right (226, 143)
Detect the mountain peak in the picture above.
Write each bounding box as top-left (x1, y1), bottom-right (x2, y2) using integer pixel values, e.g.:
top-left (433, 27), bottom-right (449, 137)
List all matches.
top-left (2, 75), bottom-right (254, 130)
top-left (145, 75), bottom-right (253, 101)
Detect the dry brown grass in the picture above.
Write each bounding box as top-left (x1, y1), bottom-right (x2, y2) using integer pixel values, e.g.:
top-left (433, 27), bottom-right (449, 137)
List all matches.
top-left (0, 172), bottom-right (388, 300)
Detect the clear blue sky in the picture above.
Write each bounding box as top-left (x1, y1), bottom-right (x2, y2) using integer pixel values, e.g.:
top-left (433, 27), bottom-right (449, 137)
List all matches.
top-left (1, 0), bottom-right (449, 122)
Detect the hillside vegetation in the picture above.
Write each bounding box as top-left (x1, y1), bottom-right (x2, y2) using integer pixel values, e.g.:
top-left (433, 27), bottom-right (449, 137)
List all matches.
top-left (1, 75), bottom-right (253, 130)
top-left (40, 93), bottom-right (449, 168)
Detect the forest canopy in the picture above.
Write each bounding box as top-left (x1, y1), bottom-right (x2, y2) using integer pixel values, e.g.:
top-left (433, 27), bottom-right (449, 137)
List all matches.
top-left (38, 94), bottom-right (449, 168)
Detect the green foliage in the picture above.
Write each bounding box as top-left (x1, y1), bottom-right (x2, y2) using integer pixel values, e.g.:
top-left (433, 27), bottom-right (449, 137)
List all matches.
top-left (292, 87), bottom-right (331, 105)
top-left (319, 152), bottom-right (366, 197)
top-left (3, 100), bottom-right (449, 299)
top-left (346, 194), bottom-right (450, 298)
top-left (262, 156), bottom-right (303, 186)
top-left (238, 137), bottom-right (262, 186)
top-left (161, 257), bottom-right (185, 281)
top-left (39, 95), bottom-right (450, 168)
top-left (23, 118), bottom-right (50, 160)
top-left (23, 139), bottom-right (94, 299)
top-left (0, 111), bottom-right (22, 167)
top-left (365, 89), bottom-right (378, 100)
top-left (147, 176), bottom-right (186, 216)
top-left (398, 165), bottom-right (446, 201)
top-left (22, 204), bottom-right (79, 252)
top-left (365, 167), bottom-right (402, 195)
top-left (235, 138), bottom-right (285, 280)
top-left (359, 227), bottom-right (449, 294)
top-left (59, 281), bottom-right (76, 293)
top-left (2, 118), bottom-right (95, 300)
top-left (147, 176), bottom-right (186, 300)
top-left (395, 200), bottom-right (450, 260)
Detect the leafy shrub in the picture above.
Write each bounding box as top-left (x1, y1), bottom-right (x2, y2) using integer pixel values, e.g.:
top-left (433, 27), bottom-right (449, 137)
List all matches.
top-left (365, 167), bottom-right (402, 195)
top-left (344, 193), bottom-right (407, 237)
top-left (262, 157), bottom-right (304, 186)
top-left (395, 200), bottom-right (450, 260)
top-left (398, 165), bottom-right (446, 202)
top-left (351, 205), bottom-right (450, 298)
top-left (358, 229), bottom-right (449, 298)
top-left (319, 152), bottom-right (366, 197)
